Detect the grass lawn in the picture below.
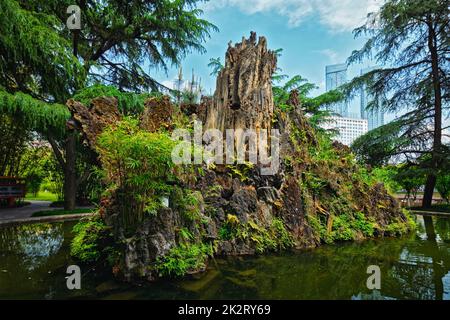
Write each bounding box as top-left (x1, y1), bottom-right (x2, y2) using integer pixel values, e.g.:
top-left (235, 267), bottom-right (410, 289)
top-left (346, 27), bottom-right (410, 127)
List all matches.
top-left (409, 204), bottom-right (450, 213)
top-left (25, 191), bottom-right (59, 202)
top-left (31, 208), bottom-right (95, 217)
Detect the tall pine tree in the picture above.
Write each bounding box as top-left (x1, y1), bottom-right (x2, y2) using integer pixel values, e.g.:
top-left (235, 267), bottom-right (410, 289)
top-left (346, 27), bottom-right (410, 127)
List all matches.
top-left (346, 0), bottom-right (449, 207)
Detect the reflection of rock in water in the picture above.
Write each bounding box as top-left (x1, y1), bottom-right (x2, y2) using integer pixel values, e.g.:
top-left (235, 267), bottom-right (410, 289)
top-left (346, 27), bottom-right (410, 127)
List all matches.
top-left (14, 223), bottom-right (64, 271)
top-left (391, 215), bottom-right (449, 300)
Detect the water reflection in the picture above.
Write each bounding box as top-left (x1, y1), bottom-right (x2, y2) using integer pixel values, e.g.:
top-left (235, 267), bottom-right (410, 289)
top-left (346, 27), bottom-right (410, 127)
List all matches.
top-left (0, 216), bottom-right (449, 300)
top-left (0, 222), bottom-right (73, 299)
top-left (388, 216), bottom-right (449, 300)
top-left (1, 223), bottom-right (64, 271)
top-left (171, 215), bottom-right (450, 300)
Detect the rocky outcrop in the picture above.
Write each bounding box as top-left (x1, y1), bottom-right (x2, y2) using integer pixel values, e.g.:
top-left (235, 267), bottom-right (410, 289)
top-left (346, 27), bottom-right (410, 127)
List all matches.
top-left (140, 96), bottom-right (175, 132)
top-left (67, 96), bottom-right (121, 149)
top-left (203, 32), bottom-right (277, 139)
top-left (68, 33), bottom-right (414, 283)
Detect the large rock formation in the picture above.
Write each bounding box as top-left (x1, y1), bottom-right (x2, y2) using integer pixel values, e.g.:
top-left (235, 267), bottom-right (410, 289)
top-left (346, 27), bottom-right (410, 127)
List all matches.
top-left (68, 33), bottom-right (414, 283)
top-left (203, 32), bottom-right (276, 136)
top-left (67, 97), bottom-right (121, 150)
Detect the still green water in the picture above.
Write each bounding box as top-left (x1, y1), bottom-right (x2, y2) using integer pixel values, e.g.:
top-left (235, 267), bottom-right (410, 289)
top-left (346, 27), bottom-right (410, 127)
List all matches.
top-left (0, 215), bottom-right (449, 300)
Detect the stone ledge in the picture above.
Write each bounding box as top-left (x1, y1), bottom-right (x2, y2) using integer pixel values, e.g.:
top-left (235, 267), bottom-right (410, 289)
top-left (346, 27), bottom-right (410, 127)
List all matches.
top-left (0, 212), bottom-right (96, 226)
top-left (410, 210), bottom-right (450, 217)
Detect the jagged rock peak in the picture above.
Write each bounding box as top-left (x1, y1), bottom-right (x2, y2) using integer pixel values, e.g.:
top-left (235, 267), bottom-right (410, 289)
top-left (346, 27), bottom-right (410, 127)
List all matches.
top-left (204, 32), bottom-right (277, 133)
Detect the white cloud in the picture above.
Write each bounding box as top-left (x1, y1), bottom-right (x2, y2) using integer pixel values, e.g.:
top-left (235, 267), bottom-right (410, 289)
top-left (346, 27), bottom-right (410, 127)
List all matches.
top-left (203, 0), bottom-right (384, 32)
top-left (314, 49), bottom-right (340, 63)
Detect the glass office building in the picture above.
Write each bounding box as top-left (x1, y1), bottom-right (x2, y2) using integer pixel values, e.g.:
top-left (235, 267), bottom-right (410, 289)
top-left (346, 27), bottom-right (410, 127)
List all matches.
top-left (325, 64), bottom-right (349, 117)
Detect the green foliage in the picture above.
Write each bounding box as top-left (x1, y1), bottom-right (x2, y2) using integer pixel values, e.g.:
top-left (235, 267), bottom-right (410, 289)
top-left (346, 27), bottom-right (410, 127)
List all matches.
top-left (272, 63), bottom-right (342, 130)
top-left (71, 216), bottom-right (110, 263)
top-left (269, 218), bottom-right (294, 250)
top-left (371, 166), bottom-right (401, 194)
top-left (0, 0), bottom-right (85, 102)
top-left (0, 113), bottom-right (31, 177)
top-left (302, 172), bottom-right (327, 195)
top-left (178, 228), bottom-right (194, 242)
top-left (247, 218), bottom-right (293, 253)
top-left (204, 184), bottom-right (223, 198)
top-left (394, 164), bottom-right (427, 200)
top-left (25, 190), bottom-right (58, 202)
top-left (385, 222), bottom-right (409, 236)
top-left (308, 131), bottom-right (338, 162)
top-left (97, 118), bottom-right (177, 229)
top-left (219, 217), bottom-right (293, 254)
top-left (218, 224), bottom-right (234, 241)
top-left (352, 212), bottom-right (375, 237)
top-left (4, 0), bottom-right (217, 94)
top-left (172, 188), bottom-right (203, 221)
top-left (351, 121), bottom-right (405, 167)
top-left (1, 0), bottom-right (217, 212)
top-left (273, 75), bottom-right (316, 108)
top-left (181, 87), bottom-right (201, 104)
top-left (346, 0), bottom-right (450, 207)
top-left (21, 146), bottom-right (59, 195)
top-left (436, 173), bottom-right (450, 203)
top-left (207, 57), bottom-right (224, 76)
top-left (307, 215), bottom-right (330, 243)
top-left (0, 89), bottom-right (69, 135)
top-left (309, 211), bottom-right (376, 244)
top-left (155, 242), bottom-right (213, 277)
top-left (331, 215), bottom-right (356, 241)
top-left (226, 163), bottom-right (254, 182)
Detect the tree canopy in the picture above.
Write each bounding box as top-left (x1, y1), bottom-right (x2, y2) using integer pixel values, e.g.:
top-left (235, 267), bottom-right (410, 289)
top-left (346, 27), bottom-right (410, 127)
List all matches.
top-left (1, 0), bottom-right (217, 120)
top-left (0, 0), bottom-right (217, 209)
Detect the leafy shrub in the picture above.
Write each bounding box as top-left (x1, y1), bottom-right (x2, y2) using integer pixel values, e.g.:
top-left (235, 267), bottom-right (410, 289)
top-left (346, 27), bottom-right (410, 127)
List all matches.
top-left (352, 212), bottom-right (375, 237)
top-left (309, 211), bottom-right (376, 243)
top-left (218, 217), bottom-right (293, 253)
top-left (97, 118), bottom-right (177, 230)
top-left (177, 190), bottom-right (203, 221)
top-left (70, 216), bottom-right (110, 263)
top-left (155, 243), bottom-right (213, 277)
top-left (436, 173), bottom-right (450, 204)
top-left (331, 215), bottom-right (355, 241)
top-left (307, 214), bottom-right (331, 243)
top-left (371, 166), bottom-right (401, 194)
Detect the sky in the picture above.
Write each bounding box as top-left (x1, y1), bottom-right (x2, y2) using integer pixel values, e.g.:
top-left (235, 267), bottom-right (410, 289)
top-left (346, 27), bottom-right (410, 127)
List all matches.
top-left (153, 0), bottom-right (386, 118)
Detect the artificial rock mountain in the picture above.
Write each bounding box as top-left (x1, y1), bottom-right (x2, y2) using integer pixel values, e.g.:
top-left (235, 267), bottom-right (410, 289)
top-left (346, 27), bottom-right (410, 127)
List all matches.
top-left (204, 32), bottom-right (276, 133)
top-left (68, 33), bottom-right (413, 282)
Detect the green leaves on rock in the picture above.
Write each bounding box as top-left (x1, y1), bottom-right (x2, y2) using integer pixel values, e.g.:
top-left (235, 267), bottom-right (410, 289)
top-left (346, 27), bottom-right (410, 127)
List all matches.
top-left (96, 118), bottom-right (177, 229)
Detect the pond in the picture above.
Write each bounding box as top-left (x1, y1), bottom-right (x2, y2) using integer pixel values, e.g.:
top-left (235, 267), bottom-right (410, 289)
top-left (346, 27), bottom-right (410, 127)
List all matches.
top-left (0, 215), bottom-right (449, 300)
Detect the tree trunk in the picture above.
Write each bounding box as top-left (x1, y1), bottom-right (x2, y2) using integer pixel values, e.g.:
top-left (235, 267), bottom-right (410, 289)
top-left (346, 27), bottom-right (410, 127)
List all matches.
top-left (64, 130), bottom-right (77, 210)
top-left (423, 20), bottom-right (443, 208)
top-left (423, 174), bottom-right (437, 208)
top-left (62, 30), bottom-right (80, 211)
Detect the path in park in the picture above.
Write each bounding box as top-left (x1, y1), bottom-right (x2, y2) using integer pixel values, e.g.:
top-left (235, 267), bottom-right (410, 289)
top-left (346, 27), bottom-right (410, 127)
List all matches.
top-left (0, 201), bottom-right (58, 221)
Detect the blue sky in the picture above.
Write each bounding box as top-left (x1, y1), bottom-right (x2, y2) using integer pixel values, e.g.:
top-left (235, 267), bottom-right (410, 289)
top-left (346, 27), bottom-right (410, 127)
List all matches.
top-left (154, 0), bottom-right (384, 117)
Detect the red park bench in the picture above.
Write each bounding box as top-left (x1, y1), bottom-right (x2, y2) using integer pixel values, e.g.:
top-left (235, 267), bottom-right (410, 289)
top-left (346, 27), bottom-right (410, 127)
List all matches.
top-left (0, 176), bottom-right (26, 207)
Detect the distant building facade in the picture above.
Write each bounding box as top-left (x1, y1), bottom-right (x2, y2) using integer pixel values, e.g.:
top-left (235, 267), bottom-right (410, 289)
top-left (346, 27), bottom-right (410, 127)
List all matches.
top-left (360, 67), bottom-right (385, 131)
top-left (321, 116), bottom-right (368, 146)
top-left (325, 63), bottom-right (349, 117)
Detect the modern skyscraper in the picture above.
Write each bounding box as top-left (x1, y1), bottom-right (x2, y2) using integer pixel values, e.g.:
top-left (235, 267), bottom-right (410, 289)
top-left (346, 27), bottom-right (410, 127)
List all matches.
top-left (325, 63), bottom-right (349, 117)
top-left (360, 67), bottom-right (385, 131)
